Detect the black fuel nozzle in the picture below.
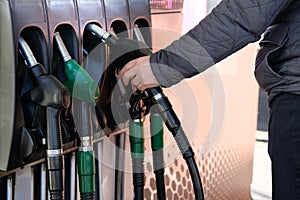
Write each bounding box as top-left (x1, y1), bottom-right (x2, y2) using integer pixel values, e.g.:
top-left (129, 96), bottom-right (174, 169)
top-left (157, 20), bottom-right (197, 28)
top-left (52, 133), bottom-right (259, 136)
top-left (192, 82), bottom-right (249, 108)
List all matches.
top-left (86, 24), bottom-right (153, 130)
top-left (18, 36), bottom-right (69, 200)
top-left (86, 24), bottom-right (151, 74)
top-left (18, 36), bottom-right (70, 110)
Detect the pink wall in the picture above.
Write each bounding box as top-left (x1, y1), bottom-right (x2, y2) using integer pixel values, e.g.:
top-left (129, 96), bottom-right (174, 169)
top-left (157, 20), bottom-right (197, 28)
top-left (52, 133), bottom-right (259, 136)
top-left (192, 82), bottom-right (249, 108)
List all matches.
top-left (149, 2), bottom-right (259, 198)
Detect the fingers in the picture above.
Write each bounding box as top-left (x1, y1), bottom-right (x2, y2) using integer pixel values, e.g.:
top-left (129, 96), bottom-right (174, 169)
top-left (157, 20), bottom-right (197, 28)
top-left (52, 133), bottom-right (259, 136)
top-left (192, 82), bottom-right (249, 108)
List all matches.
top-left (137, 83), bottom-right (160, 92)
top-left (118, 67), bottom-right (137, 86)
top-left (116, 55), bottom-right (149, 86)
top-left (117, 56), bottom-right (148, 77)
top-left (116, 55), bottom-right (159, 92)
top-left (117, 58), bottom-right (138, 77)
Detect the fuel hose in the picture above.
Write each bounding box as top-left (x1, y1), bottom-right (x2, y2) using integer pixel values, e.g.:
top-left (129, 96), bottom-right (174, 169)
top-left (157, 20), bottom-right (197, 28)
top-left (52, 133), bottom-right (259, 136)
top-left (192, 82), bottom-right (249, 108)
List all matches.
top-left (129, 118), bottom-right (145, 200)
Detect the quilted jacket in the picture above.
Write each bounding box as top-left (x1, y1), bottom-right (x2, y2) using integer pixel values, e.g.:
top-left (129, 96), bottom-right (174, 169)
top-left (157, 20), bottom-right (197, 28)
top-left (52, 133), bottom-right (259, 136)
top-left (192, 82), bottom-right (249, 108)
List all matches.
top-left (150, 0), bottom-right (300, 102)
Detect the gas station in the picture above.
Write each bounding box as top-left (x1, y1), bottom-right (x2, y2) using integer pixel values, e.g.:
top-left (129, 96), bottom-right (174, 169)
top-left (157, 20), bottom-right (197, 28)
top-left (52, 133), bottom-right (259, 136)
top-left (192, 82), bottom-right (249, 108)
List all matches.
top-left (0, 0), bottom-right (264, 199)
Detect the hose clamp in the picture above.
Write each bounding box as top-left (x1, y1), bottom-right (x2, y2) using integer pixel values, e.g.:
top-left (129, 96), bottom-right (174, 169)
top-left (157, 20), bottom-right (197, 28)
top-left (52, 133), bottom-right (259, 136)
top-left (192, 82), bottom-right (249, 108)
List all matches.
top-left (81, 136), bottom-right (92, 147)
top-left (133, 118), bottom-right (144, 123)
top-left (46, 149), bottom-right (62, 157)
top-left (153, 93), bottom-right (163, 101)
top-left (79, 146), bottom-right (93, 152)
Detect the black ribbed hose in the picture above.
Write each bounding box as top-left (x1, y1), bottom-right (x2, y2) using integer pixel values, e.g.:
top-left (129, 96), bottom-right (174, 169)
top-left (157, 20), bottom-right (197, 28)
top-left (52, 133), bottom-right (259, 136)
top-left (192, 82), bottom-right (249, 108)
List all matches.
top-left (132, 158), bottom-right (144, 200)
top-left (152, 157), bottom-right (166, 200)
top-left (129, 120), bottom-right (145, 200)
top-left (173, 126), bottom-right (204, 200)
top-left (46, 107), bottom-right (64, 200)
top-left (80, 193), bottom-right (95, 200)
top-left (114, 133), bottom-right (126, 200)
top-left (146, 87), bottom-right (205, 200)
top-left (150, 113), bottom-right (166, 200)
top-left (76, 100), bottom-right (95, 200)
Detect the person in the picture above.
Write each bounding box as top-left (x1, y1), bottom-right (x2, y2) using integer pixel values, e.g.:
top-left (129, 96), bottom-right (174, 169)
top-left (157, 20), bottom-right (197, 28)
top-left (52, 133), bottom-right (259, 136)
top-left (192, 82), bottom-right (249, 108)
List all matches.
top-left (117, 1), bottom-right (300, 199)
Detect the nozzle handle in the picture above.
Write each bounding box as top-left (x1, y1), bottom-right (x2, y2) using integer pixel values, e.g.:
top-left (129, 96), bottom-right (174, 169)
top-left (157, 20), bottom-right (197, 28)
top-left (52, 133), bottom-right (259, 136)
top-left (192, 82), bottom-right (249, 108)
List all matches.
top-left (18, 36), bottom-right (38, 67)
top-left (54, 32), bottom-right (72, 62)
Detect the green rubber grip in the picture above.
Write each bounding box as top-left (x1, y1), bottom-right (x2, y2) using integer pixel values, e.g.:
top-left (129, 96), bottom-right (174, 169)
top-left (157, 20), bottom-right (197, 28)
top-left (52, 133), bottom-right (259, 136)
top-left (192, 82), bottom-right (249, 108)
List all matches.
top-left (63, 60), bottom-right (99, 103)
top-left (129, 121), bottom-right (144, 159)
top-left (150, 114), bottom-right (164, 151)
top-left (77, 151), bottom-right (95, 194)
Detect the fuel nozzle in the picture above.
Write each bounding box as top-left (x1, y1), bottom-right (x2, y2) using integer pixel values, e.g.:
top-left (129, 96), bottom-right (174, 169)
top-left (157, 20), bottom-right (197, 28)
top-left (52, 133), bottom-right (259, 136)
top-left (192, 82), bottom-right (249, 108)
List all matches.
top-left (86, 25), bottom-right (151, 72)
top-left (18, 36), bottom-right (70, 109)
top-left (54, 32), bottom-right (99, 103)
top-left (18, 36), bottom-right (69, 200)
top-left (86, 24), bottom-right (152, 127)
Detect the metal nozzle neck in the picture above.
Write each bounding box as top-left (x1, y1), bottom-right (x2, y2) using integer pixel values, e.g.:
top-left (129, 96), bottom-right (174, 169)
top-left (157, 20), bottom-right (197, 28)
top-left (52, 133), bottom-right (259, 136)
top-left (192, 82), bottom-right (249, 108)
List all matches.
top-left (86, 24), bottom-right (111, 42)
top-left (133, 25), bottom-right (146, 43)
top-left (18, 36), bottom-right (38, 67)
top-left (53, 32), bottom-right (72, 62)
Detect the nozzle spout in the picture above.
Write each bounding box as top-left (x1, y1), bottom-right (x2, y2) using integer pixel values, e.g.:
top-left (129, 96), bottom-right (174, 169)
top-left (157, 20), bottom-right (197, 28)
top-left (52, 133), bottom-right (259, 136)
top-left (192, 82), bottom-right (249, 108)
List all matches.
top-left (18, 36), bottom-right (38, 67)
top-left (86, 24), bottom-right (111, 42)
top-left (53, 32), bottom-right (72, 62)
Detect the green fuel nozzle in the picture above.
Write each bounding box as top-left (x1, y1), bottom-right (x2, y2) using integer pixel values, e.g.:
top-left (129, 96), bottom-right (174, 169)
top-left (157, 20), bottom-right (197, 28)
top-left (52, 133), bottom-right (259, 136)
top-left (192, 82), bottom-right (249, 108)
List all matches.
top-left (53, 32), bottom-right (97, 199)
top-left (54, 32), bottom-right (99, 103)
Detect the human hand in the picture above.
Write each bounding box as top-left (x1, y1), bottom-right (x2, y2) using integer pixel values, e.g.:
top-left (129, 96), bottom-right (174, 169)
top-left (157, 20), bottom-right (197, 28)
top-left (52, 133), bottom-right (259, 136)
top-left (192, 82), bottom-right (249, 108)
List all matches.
top-left (117, 55), bottom-right (160, 92)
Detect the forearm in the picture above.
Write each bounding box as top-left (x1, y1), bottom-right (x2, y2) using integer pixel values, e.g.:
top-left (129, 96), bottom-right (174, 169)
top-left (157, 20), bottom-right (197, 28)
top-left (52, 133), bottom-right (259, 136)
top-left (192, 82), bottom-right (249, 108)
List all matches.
top-left (150, 0), bottom-right (294, 87)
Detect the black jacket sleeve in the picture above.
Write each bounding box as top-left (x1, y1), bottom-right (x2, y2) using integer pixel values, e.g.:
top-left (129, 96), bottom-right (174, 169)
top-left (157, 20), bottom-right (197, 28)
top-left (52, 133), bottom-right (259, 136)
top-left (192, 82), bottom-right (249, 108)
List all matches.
top-left (150, 0), bottom-right (294, 87)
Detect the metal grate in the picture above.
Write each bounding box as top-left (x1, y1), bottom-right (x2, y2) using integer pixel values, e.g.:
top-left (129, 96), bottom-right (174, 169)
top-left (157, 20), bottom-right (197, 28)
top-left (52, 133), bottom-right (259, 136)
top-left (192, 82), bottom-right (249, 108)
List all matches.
top-left (141, 124), bottom-right (254, 200)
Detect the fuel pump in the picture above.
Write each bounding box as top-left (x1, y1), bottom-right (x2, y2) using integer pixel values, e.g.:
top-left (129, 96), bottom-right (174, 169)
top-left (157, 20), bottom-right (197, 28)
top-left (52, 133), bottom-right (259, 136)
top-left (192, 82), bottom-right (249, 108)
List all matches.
top-left (18, 36), bottom-right (70, 200)
top-left (53, 32), bottom-right (97, 200)
top-left (86, 24), bottom-right (204, 200)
